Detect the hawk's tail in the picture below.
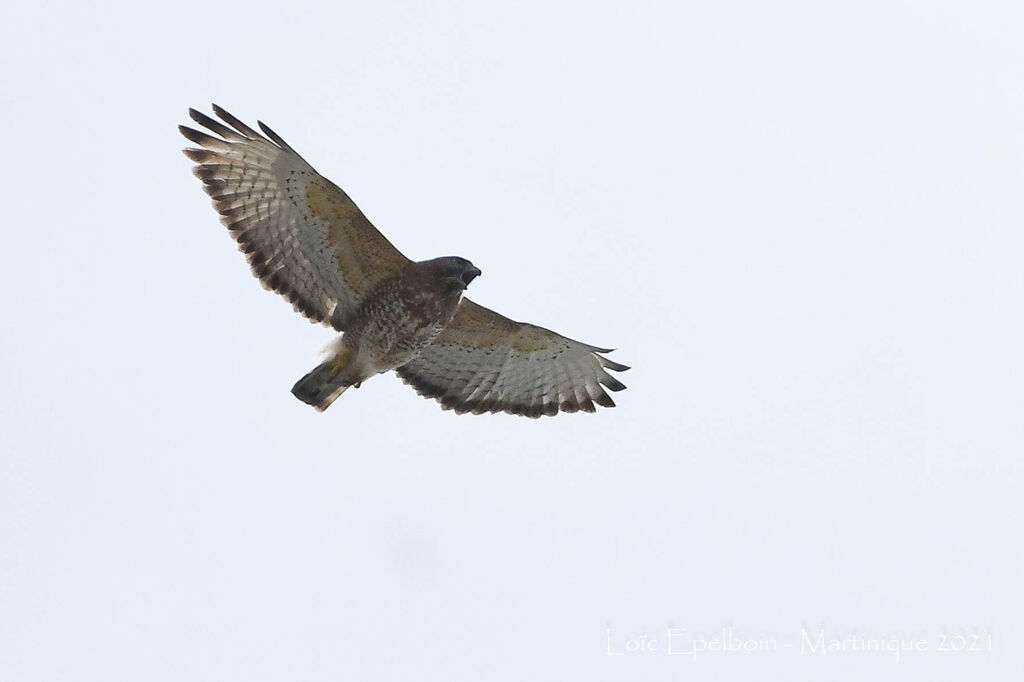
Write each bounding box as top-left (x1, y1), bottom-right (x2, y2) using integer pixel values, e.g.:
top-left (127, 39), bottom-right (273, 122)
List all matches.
top-left (291, 359), bottom-right (352, 412)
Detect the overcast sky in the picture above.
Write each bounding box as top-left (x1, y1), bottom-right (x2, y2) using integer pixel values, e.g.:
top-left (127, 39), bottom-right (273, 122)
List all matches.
top-left (1, 1), bottom-right (1022, 680)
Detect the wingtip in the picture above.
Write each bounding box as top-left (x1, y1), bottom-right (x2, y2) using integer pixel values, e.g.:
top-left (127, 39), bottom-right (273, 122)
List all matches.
top-left (258, 119), bottom-right (292, 150)
top-left (595, 353), bottom-right (630, 373)
top-left (600, 373), bottom-right (627, 392)
top-left (210, 103), bottom-right (230, 122)
top-left (187, 108), bottom-right (209, 127)
top-left (589, 346), bottom-right (630, 373)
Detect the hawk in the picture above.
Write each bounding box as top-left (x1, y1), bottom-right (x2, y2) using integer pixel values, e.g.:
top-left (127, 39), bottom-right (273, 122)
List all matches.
top-left (179, 105), bottom-right (628, 417)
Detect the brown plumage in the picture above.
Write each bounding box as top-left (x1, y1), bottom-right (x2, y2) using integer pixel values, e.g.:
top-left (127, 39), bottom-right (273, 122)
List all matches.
top-left (180, 105), bottom-right (628, 417)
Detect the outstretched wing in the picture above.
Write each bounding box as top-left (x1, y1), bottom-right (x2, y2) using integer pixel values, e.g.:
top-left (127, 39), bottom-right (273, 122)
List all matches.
top-left (180, 105), bottom-right (410, 330)
top-left (396, 300), bottom-right (628, 418)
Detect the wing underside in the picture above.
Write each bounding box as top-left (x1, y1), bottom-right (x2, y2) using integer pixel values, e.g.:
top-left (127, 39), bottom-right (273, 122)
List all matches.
top-left (180, 105), bottom-right (410, 330)
top-left (397, 300), bottom-right (628, 417)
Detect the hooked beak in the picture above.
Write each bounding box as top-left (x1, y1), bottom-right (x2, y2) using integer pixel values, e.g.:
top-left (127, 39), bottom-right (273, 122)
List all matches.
top-left (460, 267), bottom-right (482, 288)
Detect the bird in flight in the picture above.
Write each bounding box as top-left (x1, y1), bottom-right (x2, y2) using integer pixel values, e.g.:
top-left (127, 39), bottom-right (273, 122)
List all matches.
top-left (179, 105), bottom-right (627, 417)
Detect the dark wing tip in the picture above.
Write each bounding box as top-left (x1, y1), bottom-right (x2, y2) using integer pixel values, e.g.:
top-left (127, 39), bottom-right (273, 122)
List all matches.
top-left (178, 124), bottom-right (218, 147)
top-left (258, 120), bottom-right (293, 150)
top-left (211, 104), bottom-right (263, 140)
top-left (600, 373), bottom-right (627, 392)
top-left (559, 397), bottom-right (580, 413)
top-left (187, 108), bottom-right (246, 141)
top-left (597, 354), bottom-right (630, 372)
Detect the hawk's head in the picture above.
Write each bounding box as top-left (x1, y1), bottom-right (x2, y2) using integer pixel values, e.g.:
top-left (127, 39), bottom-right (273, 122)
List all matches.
top-left (421, 256), bottom-right (482, 291)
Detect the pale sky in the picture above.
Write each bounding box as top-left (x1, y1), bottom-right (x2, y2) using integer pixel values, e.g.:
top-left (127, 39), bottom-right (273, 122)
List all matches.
top-left (1, 1), bottom-right (1022, 680)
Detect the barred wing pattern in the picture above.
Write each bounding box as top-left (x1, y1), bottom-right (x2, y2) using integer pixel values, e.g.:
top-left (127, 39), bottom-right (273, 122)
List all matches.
top-left (180, 106), bottom-right (409, 330)
top-left (397, 300), bottom-right (628, 417)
